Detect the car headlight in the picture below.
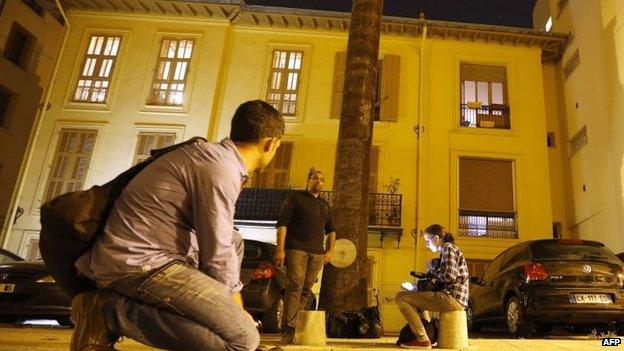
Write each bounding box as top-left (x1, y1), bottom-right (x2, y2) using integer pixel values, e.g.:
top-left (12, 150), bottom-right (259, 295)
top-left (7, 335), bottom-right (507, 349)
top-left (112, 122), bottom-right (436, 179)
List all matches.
top-left (36, 275), bottom-right (56, 284)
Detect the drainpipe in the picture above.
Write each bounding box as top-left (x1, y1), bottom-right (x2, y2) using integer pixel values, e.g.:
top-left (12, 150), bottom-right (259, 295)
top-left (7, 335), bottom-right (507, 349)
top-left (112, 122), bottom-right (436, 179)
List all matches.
top-left (413, 23), bottom-right (427, 268)
top-left (1, 1), bottom-right (71, 248)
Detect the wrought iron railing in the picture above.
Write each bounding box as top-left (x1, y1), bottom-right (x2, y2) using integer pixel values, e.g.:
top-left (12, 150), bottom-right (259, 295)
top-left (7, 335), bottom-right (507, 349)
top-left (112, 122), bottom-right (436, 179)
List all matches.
top-left (235, 188), bottom-right (402, 228)
top-left (460, 103), bottom-right (510, 129)
top-left (458, 210), bottom-right (517, 239)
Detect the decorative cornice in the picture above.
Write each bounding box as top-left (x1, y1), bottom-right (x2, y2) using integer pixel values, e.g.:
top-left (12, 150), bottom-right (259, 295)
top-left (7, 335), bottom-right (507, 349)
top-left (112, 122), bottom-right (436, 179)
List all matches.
top-left (60, 0), bottom-right (568, 63)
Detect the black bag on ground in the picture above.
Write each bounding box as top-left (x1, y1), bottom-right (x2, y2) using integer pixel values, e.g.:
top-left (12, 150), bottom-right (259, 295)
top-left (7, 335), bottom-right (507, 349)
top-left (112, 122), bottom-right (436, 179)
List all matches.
top-left (39, 137), bottom-right (206, 297)
top-left (395, 319), bottom-right (438, 346)
top-left (326, 306), bottom-right (383, 338)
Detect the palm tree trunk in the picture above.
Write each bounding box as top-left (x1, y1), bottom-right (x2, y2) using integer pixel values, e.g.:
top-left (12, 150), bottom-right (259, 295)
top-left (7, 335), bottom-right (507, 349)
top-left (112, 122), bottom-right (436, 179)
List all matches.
top-left (319, 0), bottom-right (383, 312)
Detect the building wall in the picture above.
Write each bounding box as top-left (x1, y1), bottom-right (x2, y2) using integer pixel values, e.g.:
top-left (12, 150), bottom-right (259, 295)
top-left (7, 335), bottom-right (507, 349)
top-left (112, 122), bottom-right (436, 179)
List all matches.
top-left (534, 0), bottom-right (624, 253)
top-left (0, 0), bottom-right (64, 253)
top-left (6, 6), bottom-right (559, 330)
top-left (6, 12), bottom-right (231, 255)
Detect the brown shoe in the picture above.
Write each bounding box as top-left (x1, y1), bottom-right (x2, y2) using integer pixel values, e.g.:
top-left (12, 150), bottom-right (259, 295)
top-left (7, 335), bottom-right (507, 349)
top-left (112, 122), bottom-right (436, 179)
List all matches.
top-left (70, 291), bottom-right (117, 351)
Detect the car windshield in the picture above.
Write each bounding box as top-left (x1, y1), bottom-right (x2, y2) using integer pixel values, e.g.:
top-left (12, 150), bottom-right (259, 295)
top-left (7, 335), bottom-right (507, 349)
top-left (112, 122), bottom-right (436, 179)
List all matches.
top-left (531, 243), bottom-right (616, 261)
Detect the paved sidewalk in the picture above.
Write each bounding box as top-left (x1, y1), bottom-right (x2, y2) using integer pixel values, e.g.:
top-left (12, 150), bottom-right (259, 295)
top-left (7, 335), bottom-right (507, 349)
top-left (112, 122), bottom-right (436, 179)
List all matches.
top-left (0, 326), bottom-right (617, 351)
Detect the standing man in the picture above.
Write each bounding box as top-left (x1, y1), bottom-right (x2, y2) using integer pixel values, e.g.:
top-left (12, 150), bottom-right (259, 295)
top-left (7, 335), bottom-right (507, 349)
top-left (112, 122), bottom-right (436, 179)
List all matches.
top-left (71, 100), bottom-right (284, 351)
top-left (274, 168), bottom-right (336, 344)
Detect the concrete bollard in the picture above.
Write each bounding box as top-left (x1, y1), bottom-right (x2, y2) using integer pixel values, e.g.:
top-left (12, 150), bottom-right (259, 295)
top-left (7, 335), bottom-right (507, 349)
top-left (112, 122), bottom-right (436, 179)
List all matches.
top-left (438, 310), bottom-right (469, 349)
top-left (294, 310), bottom-right (327, 346)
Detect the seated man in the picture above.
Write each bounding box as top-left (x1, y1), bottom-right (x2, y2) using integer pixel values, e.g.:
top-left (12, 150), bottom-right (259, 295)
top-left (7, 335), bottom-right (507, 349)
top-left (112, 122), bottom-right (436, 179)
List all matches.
top-left (395, 224), bottom-right (470, 349)
top-left (72, 100), bottom-right (284, 351)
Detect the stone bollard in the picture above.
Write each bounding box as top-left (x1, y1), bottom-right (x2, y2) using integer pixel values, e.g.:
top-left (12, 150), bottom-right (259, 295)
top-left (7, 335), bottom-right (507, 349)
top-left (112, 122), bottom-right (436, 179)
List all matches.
top-left (438, 310), bottom-right (469, 349)
top-left (294, 310), bottom-right (327, 346)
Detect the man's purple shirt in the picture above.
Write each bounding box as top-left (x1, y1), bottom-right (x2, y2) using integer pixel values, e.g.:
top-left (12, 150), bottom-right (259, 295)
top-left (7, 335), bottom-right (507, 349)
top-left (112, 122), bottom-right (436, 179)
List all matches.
top-left (75, 138), bottom-right (247, 294)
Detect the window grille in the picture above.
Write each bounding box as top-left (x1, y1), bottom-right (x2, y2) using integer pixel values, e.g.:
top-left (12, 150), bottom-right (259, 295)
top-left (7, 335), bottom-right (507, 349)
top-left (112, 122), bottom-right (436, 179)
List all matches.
top-left (265, 50), bottom-right (303, 116)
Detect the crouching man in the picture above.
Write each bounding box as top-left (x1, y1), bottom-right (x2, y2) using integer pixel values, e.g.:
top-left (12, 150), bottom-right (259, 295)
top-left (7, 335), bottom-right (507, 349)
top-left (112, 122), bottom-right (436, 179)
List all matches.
top-left (395, 224), bottom-right (469, 349)
top-left (71, 100), bottom-right (284, 351)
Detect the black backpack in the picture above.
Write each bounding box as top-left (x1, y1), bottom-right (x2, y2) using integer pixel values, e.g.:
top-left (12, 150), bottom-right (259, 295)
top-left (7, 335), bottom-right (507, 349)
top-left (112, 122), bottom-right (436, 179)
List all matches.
top-left (39, 137), bottom-right (206, 297)
top-left (395, 320), bottom-right (438, 346)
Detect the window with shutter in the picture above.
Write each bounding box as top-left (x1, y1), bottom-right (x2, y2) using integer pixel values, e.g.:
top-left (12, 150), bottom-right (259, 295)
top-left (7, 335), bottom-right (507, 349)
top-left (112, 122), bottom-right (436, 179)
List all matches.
top-left (147, 38), bottom-right (194, 106)
top-left (460, 63), bottom-right (509, 129)
top-left (458, 157), bottom-right (517, 238)
top-left (44, 129), bottom-right (98, 201)
top-left (251, 141), bottom-right (294, 189)
top-left (265, 50), bottom-right (303, 117)
top-left (331, 52), bottom-right (400, 122)
top-left (132, 132), bottom-right (177, 165)
top-left (73, 35), bottom-right (122, 103)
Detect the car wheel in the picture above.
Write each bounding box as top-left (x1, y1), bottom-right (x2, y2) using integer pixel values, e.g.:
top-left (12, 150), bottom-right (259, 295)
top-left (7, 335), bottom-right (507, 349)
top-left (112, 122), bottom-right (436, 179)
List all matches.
top-left (534, 322), bottom-right (554, 335)
top-left (506, 296), bottom-right (532, 338)
top-left (261, 295), bottom-right (284, 333)
top-left (466, 304), bottom-right (482, 333)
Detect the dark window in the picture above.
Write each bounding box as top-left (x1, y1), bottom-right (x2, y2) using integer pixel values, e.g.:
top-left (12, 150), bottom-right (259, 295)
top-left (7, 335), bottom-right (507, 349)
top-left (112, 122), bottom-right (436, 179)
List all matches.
top-left (530, 243), bottom-right (617, 261)
top-left (3, 23), bottom-right (34, 69)
top-left (482, 254), bottom-right (504, 281)
top-left (0, 85), bottom-right (13, 129)
top-left (547, 132), bottom-right (556, 148)
top-left (21, 0), bottom-right (44, 16)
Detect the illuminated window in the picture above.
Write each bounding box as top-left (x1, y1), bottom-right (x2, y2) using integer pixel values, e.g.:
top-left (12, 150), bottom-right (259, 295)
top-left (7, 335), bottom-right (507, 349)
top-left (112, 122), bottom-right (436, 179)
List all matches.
top-left (44, 129), bottom-right (98, 201)
top-left (460, 63), bottom-right (509, 129)
top-left (73, 35), bottom-right (122, 103)
top-left (147, 38), bottom-right (194, 106)
top-left (265, 50), bottom-right (303, 116)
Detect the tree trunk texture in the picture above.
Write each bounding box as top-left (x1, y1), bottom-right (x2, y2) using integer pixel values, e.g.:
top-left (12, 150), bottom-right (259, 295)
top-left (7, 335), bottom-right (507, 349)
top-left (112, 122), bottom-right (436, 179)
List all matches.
top-left (319, 0), bottom-right (383, 312)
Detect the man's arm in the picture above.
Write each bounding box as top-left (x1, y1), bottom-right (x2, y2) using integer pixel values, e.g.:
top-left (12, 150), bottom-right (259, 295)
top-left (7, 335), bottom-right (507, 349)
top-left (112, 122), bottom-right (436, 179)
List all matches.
top-left (323, 231), bottom-right (336, 264)
top-left (323, 204), bottom-right (336, 264)
top-left (274, 193), bottom-right (295, 267)
top-left (191, 161), bottom-right (242, 295)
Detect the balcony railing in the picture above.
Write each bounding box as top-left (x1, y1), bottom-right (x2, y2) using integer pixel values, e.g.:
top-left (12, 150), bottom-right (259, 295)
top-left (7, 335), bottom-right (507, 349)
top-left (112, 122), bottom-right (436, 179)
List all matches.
top-left (235, 188), bottom-right (402, 228)
top-left (458, 210), bottom-right (517, 239)
top-left (460, 103), bottom-right (510, 129)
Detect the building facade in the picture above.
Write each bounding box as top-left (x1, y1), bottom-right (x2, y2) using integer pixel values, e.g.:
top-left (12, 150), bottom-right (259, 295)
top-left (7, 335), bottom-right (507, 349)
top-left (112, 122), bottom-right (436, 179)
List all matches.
top-left (0, 0), bottom-right (65, 260)
top-left (534, 0), bottom-right (624, 253)
top-left (1, 0), bottom-right (568, 331)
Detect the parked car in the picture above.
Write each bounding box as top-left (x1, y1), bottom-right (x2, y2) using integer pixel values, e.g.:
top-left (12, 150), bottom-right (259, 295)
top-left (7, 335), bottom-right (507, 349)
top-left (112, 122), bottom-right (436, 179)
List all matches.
top-left (468, 239), bottom-right (624, 338)
top-left (240, 239), bottom-right (316, 333)
top-left (0, 250), bottom-right (72, 325)
top-left (0, 240), bottom-right (314, 331)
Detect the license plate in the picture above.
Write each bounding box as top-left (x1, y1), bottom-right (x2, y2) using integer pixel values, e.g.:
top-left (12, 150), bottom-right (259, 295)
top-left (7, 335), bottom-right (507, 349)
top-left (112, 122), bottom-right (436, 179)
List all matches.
top-left (0, 284), bottom-right (15, 293)
top-left (570, 293), bottom-right (613, 304)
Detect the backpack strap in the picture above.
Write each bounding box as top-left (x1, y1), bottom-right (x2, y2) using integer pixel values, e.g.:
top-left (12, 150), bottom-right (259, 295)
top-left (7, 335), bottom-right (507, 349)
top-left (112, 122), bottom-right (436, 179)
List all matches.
top-left (150, 136), bottom-right (206, 159)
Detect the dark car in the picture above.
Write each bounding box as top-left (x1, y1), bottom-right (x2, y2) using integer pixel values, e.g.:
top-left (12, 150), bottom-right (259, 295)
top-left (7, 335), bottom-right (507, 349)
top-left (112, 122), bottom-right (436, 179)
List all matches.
top-left (0, 249), bottom-right (73, 325)
top-left (468, 239), bottom-right (624, 338)
top-left (240, 239), bottom-right (316, 333)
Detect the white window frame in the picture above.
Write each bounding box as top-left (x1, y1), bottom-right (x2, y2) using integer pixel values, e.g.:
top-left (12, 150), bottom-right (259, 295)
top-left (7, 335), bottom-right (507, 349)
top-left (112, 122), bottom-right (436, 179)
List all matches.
top-left (452, 56), bottom-right (517, 137)
top-left (128, 124), bottom-right (185, 167)
top-left (260, 44), bottom-right (311, 123)
top-left (18, 231), bottom-right (40, 260)
top-left (139, 32), bottom-right (202, 115)
top-left (63, 29), bottom-right (129, 112)
top-left (31, 121), bottom-right (107, 215)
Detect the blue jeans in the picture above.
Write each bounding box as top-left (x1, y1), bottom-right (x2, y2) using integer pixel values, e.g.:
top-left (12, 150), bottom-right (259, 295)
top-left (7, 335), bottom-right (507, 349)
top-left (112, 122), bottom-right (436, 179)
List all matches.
top-left (99, 235), bottom-right (259, 351)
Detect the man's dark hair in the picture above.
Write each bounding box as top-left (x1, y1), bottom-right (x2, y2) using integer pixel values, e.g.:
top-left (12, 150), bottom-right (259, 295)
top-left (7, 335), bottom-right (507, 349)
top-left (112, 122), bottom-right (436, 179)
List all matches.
top-left (230, 100), bottom-right (285, 142)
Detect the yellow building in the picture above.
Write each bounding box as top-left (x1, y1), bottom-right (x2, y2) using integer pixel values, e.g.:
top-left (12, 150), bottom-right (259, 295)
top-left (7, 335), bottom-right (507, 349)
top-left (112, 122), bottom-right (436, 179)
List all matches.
top-left (534, 0), bottom-right (624, 253)
top-left (0, 0), bottom-right (65, 255)
top-left (1, 0), bottom-right (568, 331)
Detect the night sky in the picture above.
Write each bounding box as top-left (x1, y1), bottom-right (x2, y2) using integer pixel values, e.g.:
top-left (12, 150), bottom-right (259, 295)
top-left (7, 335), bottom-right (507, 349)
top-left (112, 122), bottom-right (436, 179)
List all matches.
top-left (245, 0), bottom-right (538, 29)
